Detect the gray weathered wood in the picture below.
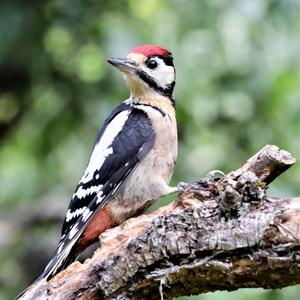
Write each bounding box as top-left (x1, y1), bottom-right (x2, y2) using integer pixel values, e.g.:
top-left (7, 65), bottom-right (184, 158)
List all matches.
top-left (19, 145), bottom-right (300, 300)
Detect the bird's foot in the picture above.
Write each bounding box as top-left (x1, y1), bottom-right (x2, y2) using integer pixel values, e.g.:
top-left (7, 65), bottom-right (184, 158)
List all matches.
top-left (175, 170), bottom-right (224, 193)
top-left (176, 181), bottom-right (189, 192)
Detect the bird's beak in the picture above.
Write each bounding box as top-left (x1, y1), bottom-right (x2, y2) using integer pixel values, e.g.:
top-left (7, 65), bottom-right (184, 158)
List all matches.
top-left (107, 58), bottom-right (137, 73)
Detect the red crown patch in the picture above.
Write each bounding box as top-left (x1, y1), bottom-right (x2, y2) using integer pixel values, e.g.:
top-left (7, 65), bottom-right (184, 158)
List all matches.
top-left (130, 44), bottom-right (171, 57)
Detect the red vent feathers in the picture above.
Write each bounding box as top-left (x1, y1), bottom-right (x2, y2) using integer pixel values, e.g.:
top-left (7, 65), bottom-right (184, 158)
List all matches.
top-left (129, 45), bottom-right (171, 57)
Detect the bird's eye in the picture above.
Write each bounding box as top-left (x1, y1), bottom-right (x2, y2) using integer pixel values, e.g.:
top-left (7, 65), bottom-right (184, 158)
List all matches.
top-left (147, 59), bottom-right (158, 69)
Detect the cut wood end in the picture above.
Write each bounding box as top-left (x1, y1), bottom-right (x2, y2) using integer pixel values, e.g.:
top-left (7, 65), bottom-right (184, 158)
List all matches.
top-left (230, 145), bottom-right (297, 185)
top-left (260, 145), bottom-right (296, 165)
top-left (277, 149), bottom-right (297, 165)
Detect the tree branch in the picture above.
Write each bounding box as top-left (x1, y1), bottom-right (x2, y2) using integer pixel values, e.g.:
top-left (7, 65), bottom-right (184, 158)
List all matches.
top-left (21, 145), bottom-right (300, 300)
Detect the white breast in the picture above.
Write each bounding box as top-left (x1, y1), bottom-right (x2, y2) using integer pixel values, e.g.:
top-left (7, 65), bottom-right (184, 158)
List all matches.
top-left (109, 105), bottom-right (177, 220)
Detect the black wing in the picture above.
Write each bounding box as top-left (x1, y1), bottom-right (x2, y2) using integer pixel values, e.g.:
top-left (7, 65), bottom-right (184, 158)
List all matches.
top-left (61, 102), bottom-right (130, 234)
top-left (37, 105), bottom-right (155, 280)
top-left (62, 103), bottom-right (155, 236)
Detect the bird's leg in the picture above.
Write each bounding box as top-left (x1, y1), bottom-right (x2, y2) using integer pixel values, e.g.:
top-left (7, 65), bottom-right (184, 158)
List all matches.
top-left (170, 170), bottom-right (226, 195)
top-left (161, 170), bottom-right (225, 197)
top-left (161, 186), bottom-right (180, 197)
top-left (158, 183), bottom-right (186, 198)
top-left (160, 181), bottom-right (190, 197)
top-left (176, 182), bottom-right (190, 192)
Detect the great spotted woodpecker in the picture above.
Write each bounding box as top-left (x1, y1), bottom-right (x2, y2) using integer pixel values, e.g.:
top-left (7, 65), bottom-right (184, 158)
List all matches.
top-left (18, 45), bottom-right (180, 297)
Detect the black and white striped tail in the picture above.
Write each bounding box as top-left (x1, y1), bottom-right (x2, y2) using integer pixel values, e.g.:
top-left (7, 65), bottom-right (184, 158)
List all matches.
top-left (15, 241), bottom-right (79, 299)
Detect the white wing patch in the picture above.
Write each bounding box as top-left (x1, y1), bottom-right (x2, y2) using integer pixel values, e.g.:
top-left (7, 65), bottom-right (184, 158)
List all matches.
top-left (80, 110), bottom-right (130, 184)
top-left (82, 208), bottom-right (93, 222)
top-left (96, 191), bottom-right (104, 204)
top-left (81, 147), bottom-right (113, 184)
top-left (73, 185), bottom-right (103, 200)
top-left (69, 224), bottom-right (79, 239)
top-left (66, 207), bottom-right (86, 222)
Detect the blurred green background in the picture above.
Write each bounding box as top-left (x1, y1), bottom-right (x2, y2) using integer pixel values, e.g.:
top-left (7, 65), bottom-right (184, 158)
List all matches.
top-left (0, 0), bottom-right (299, 299)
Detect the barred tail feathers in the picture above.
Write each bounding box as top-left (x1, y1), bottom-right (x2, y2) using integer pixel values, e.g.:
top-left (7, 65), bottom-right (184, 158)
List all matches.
top-left (37, 242), bottom-right (79, 281)
top-left (15, 241), bottom-right (79, 299)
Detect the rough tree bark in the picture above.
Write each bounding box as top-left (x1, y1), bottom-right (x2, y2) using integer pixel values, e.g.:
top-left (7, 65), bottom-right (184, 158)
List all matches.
top-left (21, 145), bottom-right (300, 300)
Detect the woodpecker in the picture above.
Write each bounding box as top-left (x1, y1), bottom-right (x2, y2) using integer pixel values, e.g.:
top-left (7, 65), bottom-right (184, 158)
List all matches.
top-left (17, 44), bottom-right (180, 298)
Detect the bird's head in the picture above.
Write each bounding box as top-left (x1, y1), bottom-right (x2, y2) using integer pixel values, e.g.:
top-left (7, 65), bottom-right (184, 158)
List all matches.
top-left (107, 45), bottom-right (175, 101)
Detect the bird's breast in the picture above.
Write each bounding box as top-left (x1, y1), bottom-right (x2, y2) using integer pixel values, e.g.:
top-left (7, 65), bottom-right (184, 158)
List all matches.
top-left (108, 105), bottom-right (177, 222)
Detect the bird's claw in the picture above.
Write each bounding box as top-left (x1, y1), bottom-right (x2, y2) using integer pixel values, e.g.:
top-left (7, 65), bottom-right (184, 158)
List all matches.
top-left (176, 170), bottom-right (225, 193)
top-left (176, 181), bottom-right (189, 192)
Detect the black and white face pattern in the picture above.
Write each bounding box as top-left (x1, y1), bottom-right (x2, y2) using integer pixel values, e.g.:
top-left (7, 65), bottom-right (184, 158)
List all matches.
top-left (126, 54), bottom-right (176, 99)
top-left (138, 55), bottom-right (175, 96)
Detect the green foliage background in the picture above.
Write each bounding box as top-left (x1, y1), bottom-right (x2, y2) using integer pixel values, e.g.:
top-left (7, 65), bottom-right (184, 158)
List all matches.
top-left (0, 0), bottom-right (299, 299)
